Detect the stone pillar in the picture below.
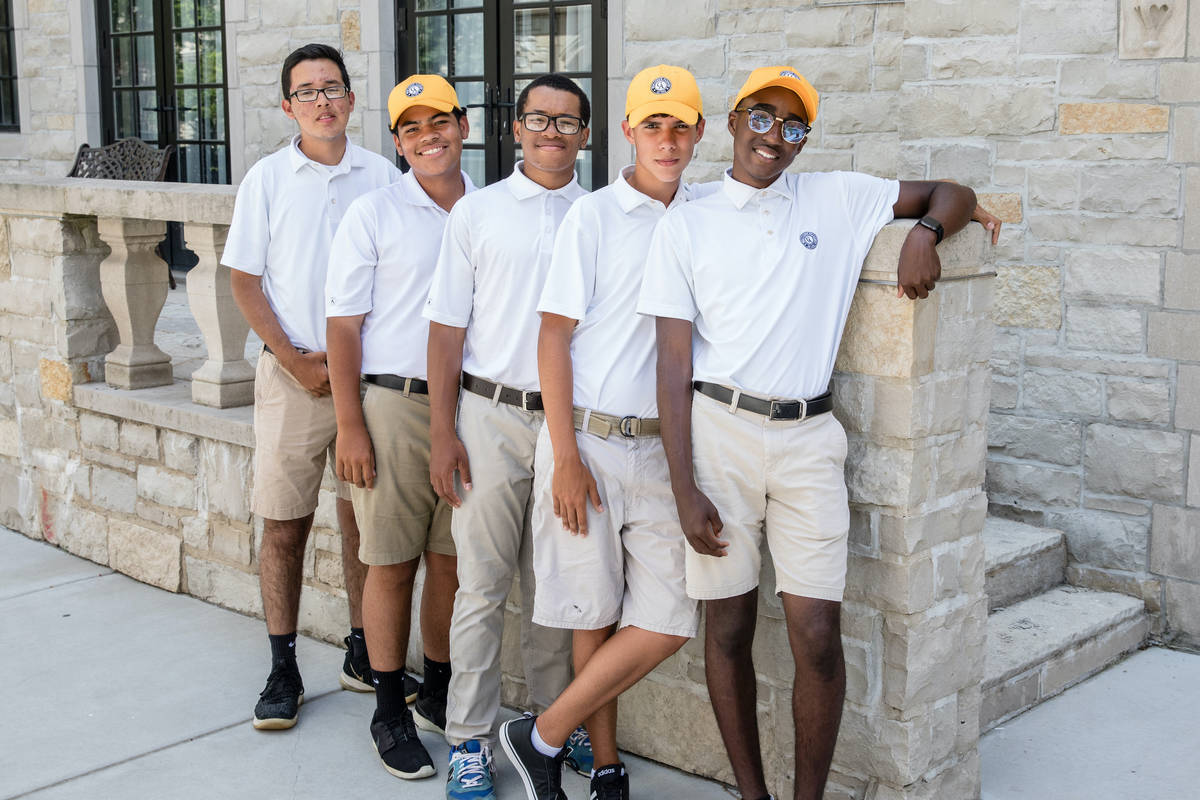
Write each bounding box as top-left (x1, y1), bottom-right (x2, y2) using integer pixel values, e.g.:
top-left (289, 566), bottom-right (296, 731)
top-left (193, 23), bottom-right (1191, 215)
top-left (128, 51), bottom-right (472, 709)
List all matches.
top-left (96, 216), bottom-right (172, 389)
top-left (184, 223), bottom-right (254, 408)
top-left (826, 221), bottom-right (992, 800)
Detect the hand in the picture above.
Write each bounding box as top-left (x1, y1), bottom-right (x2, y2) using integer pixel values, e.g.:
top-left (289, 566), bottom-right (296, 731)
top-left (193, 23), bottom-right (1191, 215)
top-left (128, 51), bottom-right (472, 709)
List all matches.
top-left (283, 350), bottom-right (331, 397)
top-left (335, 424), bottom-right (375, 489)
top-left (896, 226), bottom-right (941, 300)
top-left (973, 203), bottom-right (1002, 245)
top-left (552, 455), bottom-right (603, 536)
top-left (675, 485), bottom-right (727, 557)
top-left (430, 429), bottom-right (472, 508)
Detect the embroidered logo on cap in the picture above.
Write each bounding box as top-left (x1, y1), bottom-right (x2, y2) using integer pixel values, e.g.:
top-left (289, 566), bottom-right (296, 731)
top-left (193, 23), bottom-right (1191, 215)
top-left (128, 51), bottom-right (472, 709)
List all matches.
top-left (800, 231), bottom-right (818, 250)
top-left (780, 69), bottom-right (800, 79)
top-left (650, 77), bottom-right (672, 94)
top-left (406, 82), bottom-right (424, 97)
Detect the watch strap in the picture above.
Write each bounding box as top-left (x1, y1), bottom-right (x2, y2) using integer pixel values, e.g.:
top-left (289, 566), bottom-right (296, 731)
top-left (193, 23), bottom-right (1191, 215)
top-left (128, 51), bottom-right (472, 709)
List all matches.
top-left (917, 215), bottom-right (944, 244)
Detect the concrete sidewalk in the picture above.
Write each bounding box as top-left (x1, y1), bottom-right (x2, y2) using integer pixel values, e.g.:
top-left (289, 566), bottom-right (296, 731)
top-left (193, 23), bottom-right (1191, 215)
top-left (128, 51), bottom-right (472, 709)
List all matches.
top-left (0, 530), bottom-right (733, 800)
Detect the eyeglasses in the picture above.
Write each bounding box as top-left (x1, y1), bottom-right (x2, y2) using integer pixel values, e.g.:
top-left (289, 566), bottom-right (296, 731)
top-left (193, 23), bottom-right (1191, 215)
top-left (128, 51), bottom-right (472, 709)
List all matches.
top-left (737, 107), bottom-right (810, 144)
top-left (289, 85), bottom-right (349, 103)
top-left (518, 112), bottom-right (584, 135)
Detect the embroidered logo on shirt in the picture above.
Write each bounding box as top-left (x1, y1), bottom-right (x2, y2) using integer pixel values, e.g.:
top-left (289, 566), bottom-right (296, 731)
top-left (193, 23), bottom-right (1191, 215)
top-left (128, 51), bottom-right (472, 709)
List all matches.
top-left (650, 77), bottom-right (672, 94)
top-left (780, 69), bottom-right (800, 79)
top-left (800, 231), bottom-right (818, 250)
top-left (406, 83), bottom-right (424, 97)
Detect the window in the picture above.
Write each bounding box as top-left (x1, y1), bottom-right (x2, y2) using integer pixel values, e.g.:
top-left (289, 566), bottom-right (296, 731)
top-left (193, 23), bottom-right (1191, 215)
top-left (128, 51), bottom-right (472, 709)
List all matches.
top-left (0, 0), bottom-right (18, 132)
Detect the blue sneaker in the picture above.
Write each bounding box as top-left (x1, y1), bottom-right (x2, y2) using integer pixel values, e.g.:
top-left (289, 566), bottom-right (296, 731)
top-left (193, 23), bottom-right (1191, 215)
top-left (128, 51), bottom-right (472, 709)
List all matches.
top-left (446, 739), bottom-right (495, 800)
top-left (563, 725), bottom-right (594, 777)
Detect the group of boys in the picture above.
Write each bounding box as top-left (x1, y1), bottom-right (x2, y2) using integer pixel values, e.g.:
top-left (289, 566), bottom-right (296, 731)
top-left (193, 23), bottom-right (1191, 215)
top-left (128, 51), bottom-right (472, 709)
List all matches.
top-left (224, 42), bottom-right (986, 800)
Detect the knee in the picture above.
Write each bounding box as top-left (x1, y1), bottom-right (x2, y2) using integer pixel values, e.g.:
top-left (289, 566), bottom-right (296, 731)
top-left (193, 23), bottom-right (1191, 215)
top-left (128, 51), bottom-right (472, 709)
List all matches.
top-left (706, 617), bottom-right (755, 657)
top-left (371, 560), bottom-right (419, 589)
top-left (790, 615), bottom-right (843, 681)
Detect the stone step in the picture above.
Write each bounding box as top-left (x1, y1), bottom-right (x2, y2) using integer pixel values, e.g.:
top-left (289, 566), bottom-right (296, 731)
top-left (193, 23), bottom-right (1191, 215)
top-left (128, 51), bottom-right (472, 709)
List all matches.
top-left (983, 516), bottom-right (1067, 611)
top-left (982, 586), bottom-right (1148, 731)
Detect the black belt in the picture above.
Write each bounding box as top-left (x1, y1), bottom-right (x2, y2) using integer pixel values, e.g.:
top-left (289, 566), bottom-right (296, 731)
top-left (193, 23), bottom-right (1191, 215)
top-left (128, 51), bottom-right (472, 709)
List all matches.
top-left (462, 372), bottom-right (543, 411)
top-left (262, 344), bottom-right (311, 356)
top-left (363, 374), bottom-right (429, 395)
top-left (693, 381), bottom-right (832, 421)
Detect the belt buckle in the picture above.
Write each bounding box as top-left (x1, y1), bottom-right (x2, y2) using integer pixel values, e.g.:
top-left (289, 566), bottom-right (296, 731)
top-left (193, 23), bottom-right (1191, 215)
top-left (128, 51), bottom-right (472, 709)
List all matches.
top-left (619, 416), bottom-right (637, 438)
top-left (521, 391), bottom-right (536, 412)
top-left (768, 398), bottom-right (806, 421)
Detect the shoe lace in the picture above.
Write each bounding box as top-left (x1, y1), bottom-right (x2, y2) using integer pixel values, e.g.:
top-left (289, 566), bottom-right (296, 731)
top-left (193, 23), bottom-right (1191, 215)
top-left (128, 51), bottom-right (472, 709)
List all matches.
top-left (260, 664), bottom-right (301, 701)
top-left (452, 746), bottom-right (490, 788)
top-left (591, 777), bottom-right (626, 800)
top-left (567, 726), bottom-right (591, 750)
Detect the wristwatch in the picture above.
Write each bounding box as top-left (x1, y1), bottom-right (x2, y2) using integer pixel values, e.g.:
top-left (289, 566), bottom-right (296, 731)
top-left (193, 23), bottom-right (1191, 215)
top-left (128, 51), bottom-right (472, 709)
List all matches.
top-left (916, 215), bottom-right (944, 244)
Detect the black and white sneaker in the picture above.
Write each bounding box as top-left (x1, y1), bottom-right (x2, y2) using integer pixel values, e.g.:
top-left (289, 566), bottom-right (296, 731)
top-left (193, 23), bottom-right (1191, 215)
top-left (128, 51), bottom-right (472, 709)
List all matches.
top-left (252, 663), bottom-right (304, 730)
top-left (589, 763), bottom-right (629, 800)
top-left (412, 678), bottom-right (447, 734)
top-left (340, 635), bottom-right (374, 692)
top-left (498, 714), bottom-right (566, 800)
top-left (370, 707), bottom-right (436, 780)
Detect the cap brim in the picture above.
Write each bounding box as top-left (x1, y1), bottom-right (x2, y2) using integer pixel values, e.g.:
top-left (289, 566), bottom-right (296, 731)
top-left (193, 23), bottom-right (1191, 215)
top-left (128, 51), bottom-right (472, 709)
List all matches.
top-left (390, 98), bottom-right (459, 129)
top-left (733, 78), bottom-right (818, 124)
top-left (627, 99), bottom-right (701, 127)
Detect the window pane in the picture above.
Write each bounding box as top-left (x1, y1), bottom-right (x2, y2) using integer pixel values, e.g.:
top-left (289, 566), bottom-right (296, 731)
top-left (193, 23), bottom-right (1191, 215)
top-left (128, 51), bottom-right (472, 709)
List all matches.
top-left (178, 143), bottom-right (199, 181)
top-left (555, 6), bottom-right (591, 72)
top-left (197, 0), bottom-right (220, 27)
top-left (0, 1), bottom-right (9, 28)
top-left (200, 87), bottom-right (223, 140)
top-left (113, 36), bottom-right (133, 87)
top-left (575, 149), bottom-right (592, 191)
top-left (199, 30), bottom-right (223, 83)
top-left (416, 0), bottom-right (446, 9)
top-left (175, 32), bottom-right (196, 84)
top-left (0, 81), bottom-right (14, 127)
top-left (139, 89), bottom-right (159, 140)
top-left (417, 16), bottom-right (448, 75)
top-left (133, 0), bottom-right (153, 32)
top-left (212, 144), bottom-right (228, 183)
top-left (111, 0), bottom-right (131, 34)
top-left (135, 34), bottom-right (156, 86)
top-left (461, 148), bottom-right (485, 189)
top-left (454, 80), bottom-right (485, 144)
top-left (452, 0), bottom-right (482, 7)
top-left (177, 88), bottom-right (198, 139)
top-left (452, 12), bottom-right (483, 76)
top-left (513, 9), bottom-right (550, 74)
top-left (0, 31), bottom-right (9, 76)
top-left (174, 0), bottom-right (196, 28)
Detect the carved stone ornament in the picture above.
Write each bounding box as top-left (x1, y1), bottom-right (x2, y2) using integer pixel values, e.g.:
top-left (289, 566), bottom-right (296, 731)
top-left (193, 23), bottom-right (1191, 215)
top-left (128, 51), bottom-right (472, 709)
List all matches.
top-left (1119, 0), bottom-right (1186, 59)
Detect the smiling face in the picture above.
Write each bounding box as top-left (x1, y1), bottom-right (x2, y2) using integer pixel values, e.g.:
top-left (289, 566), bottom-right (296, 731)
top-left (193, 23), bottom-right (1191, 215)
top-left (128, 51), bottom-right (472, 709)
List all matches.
top-left (513, 85), bottom-right (590, 186)
top-left (727, 86), bottom-right (807, 189)
top-left (393, 105), bottom-right (468, 180)
top-left (281, 58), bottom-right (355, 144)
top-left (622, 113), bottom-right (705, 186)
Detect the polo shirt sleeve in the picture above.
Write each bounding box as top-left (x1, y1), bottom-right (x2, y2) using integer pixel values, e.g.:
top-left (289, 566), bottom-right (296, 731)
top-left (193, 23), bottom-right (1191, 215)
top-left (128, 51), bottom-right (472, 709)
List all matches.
top-left (636, 211), bottom-right (698, 322)
top-left (423, 197), bottom-right (474, 328)
top-left (537, 201), bottom-right (595, 322)
top-left (840, 172), bottom-right (900, 254)
top-left (221, 163), bottom-right (271, 276)
top-left (325, 194), bottom-right (377, 318)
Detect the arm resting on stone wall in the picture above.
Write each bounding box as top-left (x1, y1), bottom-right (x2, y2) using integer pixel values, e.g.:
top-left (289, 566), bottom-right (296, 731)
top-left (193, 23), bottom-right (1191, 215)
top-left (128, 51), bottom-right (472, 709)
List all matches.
top-left (892, 181), bottom-right (977, 300)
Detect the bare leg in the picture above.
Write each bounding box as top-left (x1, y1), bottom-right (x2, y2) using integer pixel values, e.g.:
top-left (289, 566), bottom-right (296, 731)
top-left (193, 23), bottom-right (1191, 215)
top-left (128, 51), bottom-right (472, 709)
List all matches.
top-left (419, 550), bottom-right (458, 663)
top-left (536, 626), bottom-right (688, 752)
top-left (361, 558), bottom-right (419, 672)
top-left (704, 590), bottom-right (768, 800)
top-left (781, 594), bottom-right (844, 800)
top-left (337, 497), bottom-right (367, 629)
top-left (573, 625), bottom-right (618, 765)
top-left (259, 515), bottom-right (313, 635)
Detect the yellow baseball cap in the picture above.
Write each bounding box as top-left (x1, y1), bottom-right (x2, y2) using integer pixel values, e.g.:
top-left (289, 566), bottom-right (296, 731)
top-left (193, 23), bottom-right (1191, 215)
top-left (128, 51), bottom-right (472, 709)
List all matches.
top-left (388, 74), bottom-right (460, 130)
top-left (733, 66), bottom-right (819, 124)
top-left (625, 65), bottom-right (703, 127)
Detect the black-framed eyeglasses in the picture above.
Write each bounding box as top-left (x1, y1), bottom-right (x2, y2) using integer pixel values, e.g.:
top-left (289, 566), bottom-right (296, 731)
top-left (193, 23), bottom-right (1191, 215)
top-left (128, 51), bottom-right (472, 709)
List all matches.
top-left (518, 112), bottom-right (584, 135)
top-left (289, 85), bottom-right (349, 103)
top-left (737, 107), bottom-right (810, 144)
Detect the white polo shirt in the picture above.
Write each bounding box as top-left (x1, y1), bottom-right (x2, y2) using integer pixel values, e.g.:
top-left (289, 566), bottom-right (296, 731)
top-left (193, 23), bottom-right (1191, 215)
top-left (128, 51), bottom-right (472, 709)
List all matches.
top-left (423, 162), bottom-right (587, 391)
top-left (637, 170), bottom-right (899, 400)
top-left (538, 168), bottom-right (713, 419)
top-left (222, 135), bottom-right (400, 353)
top-left (325, 169), bottom-right (476, 378)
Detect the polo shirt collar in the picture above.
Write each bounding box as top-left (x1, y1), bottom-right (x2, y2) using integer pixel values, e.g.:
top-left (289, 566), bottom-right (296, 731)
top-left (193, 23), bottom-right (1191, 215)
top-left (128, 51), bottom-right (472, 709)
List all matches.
top-left (612, 165), bottom-right (689, 214)
top-left (399, 168), bottom-right (477, 209)
top-left (721, 169), bottom-right (792, 209)
top-left (506, 160), bottom-right (581, 200)
top-left (288, 134), bottom-right (357, 175)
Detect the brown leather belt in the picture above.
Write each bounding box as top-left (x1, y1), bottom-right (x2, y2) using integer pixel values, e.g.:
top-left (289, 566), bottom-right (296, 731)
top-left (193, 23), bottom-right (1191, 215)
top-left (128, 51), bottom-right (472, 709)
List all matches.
top-left (573, 407), bottom-right (660, 439)
top-left (462, 372), bottom-right (543, 411)
top-left (693, 381), bottom-right (833, 421)
top-left (363, 374), bottom-right (428, 395)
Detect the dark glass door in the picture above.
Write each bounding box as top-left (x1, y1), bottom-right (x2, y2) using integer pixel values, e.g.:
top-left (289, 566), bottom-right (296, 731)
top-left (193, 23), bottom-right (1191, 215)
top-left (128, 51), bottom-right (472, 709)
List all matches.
top-left (397, 0), bottom-right (607, 189)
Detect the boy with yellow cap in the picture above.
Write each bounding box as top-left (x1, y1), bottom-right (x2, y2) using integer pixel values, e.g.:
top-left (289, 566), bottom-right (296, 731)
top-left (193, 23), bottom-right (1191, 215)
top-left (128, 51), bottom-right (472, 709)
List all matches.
top-left (637, 67), bottom-right (978, 800)
top-left (326, 73), bottom-right (474, 781)
top-left (498, 64), bottom-right (710, 800)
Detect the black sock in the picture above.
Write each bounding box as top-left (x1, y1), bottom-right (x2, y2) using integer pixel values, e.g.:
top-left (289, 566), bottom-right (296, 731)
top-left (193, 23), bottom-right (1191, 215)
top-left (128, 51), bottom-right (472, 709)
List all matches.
top-left (374, 667), bottom-right (409, 719)
top-left (268, 632), bottom-right (297, 668)
top-left (349, 627), bottom-right (367, 659)
top-left (423, 655), bottom-right (452, 695)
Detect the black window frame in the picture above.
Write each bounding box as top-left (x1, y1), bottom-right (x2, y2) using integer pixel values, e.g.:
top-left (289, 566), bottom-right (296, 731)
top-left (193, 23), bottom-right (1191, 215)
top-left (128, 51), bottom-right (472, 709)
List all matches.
top-left (0, 0), bottom-right (19, 132)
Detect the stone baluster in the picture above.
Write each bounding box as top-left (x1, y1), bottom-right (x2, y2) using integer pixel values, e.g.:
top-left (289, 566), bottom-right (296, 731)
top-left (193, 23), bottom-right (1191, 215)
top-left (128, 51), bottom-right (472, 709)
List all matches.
top-left (184, 223), bottom-right (254, 408)
top-left (96, 217), bottom-right (172, 389)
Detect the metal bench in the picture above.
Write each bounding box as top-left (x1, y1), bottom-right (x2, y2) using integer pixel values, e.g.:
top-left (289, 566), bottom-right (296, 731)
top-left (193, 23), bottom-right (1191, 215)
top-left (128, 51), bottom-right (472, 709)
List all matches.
top-left (67, 138), bottom-right (175, 182)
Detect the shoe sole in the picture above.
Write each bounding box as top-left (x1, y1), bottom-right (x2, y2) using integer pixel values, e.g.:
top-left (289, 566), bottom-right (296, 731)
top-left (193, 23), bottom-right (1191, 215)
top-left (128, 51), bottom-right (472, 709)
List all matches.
top-left (498, 720), bottom-right (540, 800)
top-left (405, 688), bottom-right (418, 704)
top-left (339, 670), bottom-right (374, 693)
top-left (372, 739), bottom-right (436, 780)
top-left (252, 692), bottom-right (304, 730)
top-left (412, 706), bottom-right (445, 736)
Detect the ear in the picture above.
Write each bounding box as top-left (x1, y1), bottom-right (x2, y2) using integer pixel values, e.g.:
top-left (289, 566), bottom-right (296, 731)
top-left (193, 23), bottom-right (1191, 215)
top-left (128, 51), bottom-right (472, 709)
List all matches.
top-left (458, 113), bottom-right (470, 141)
top-left (695, 117), bottom-right (707, 142)
top-left (621, 119), bottom-right (634, 146)
top-left (578, 126), bottom-right (590, 151)
top-left (391, 130), bottom-right (404, 158)
top-left (727, 110), bottom-right (738, 136)
top-left (512, 117), bottom-right (523, 144)
top-left (282, 97), bottom-right (296, 121)
top-left (346, 90), bottom-right (356, 114)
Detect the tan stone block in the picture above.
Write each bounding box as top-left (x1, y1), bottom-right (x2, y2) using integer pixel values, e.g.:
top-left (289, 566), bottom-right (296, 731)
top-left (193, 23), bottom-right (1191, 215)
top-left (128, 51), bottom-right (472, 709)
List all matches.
top-left (1081, 165), bottom-right (1181, 214)
top-left (1060, 58), bottom-right (1157, 99)
top-left (1059, 103), bottom-right (1169, 135)
top-left (1028, 166), bottom-right (1078, 210)
top-left (56, 505), bottom-right (108, 565)
top-left (1193, 0), bottom-right (1200, 58)
top-left (1165, 252), bottom-right (1200, 310)
top-left (1107, 379), bottom-right (1171, 425)
top-left (199, 439), bottom-right (253, 522)
top-left (904, 0), bottom-right (1020, 37)
top-left (1150, 504), bottom-right (1200, 580)
top-left (993, 266), bottom-right (1061, 329)
top-left (93, 466), bottom-right (136, 514)
top-left (37, 359), bottom-right (72, 403)
top-left (1165, 578), bottom-right (1200, 642)
top-left (929, 38), bottom-right (1019, 80)
top-left (626, 0), bottom-right (715, 40)
top-left (1085, 423), bottom-right (1186, 502)
top-left (1189, 435), bottom-right (1200, 507)
top-left (1173, 107), bottom-right (1200, 163)
top-left (340, 10), bottom-right (361, 51)
top-left (976, 192), bottom-right (1021, 223)
top-left (1065, 248), bottom-right (1161, 306)
top-left (119, 421), bottom-right (158, 460)
top-left (181, 515), bottom-right (209, 551)
top-left (836, 284), bottom-right (921, 378)
top-left (986, 460), bottom-right (1082, 508)
top-left (1148, 311), bottom-right (1200, 360)
top-left (184, 555), bottom-right (261, 617)
top-left (882, 599), bottom-right (986, 709)
top-left (1160, 62), bottom-right (1200, 103)
top-left (1188, 167), bottom-right (1200, 249)
top-left (1066, 563), bottom-right (1162, 613)
top-left (1065, 305), bottom-right (1144, 354)
top-left (109, 519), bottom-right (181, 592)
top-left (904, 84), bottom-right (1056, 137)
top-left (297, 583), bottom-right (349, 644)
top-left (137, 465), bottom-right (195, 509)
top-left (982, 669), bottom-right (1040, 730)
top-left (846, 552), bottom-right (935, 614)
top-left (212, 518), bottom-right (252, 567)
top-left (782, 4), bottom-right (875, 47)
top-left (1042, 615), bottom-right (1149, 697)
top-left (1022, 0), bottom-right (1116, 55)
top-left (1120, 0), bottom-right (1188, 59)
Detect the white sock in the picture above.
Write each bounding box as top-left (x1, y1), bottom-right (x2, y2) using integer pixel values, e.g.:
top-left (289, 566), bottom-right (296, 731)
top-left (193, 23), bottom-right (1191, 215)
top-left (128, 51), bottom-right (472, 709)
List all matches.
top-left (530, 720), bottom-right (562, 757)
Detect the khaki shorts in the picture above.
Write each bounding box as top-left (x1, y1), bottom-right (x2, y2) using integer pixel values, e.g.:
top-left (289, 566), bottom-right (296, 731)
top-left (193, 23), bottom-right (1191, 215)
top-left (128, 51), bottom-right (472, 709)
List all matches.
top-left (353, 383), bottom-right (454, 565)
top-left (687, 390), bottom-right (850, 602)
top-left (251, 351), bottom-right (351, 520)
top-left (531, 424), bottom-right (698, 638)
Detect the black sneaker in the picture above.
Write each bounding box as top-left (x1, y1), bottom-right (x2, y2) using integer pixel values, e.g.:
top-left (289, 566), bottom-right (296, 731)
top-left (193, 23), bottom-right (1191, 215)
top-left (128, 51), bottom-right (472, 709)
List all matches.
top-left (340, 635), bottom-right (374, 692)
top-left (252, 662), bottom-right (304, 730)
top-left (589, 763), bottom-right (629, 800)
top-left (412, 677), bottom-right (447, 734)
top-left (404, 671), bottom-right (420, 704)
top-left (498, 714), bottom-right (566, 800)
top-left (370, 707), bottom-right (436, 780)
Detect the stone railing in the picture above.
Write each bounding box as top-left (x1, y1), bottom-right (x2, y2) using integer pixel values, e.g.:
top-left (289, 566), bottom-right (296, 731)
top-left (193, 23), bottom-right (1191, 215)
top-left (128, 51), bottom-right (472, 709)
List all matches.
top-left (0, 176), bottom-right (992, 800)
